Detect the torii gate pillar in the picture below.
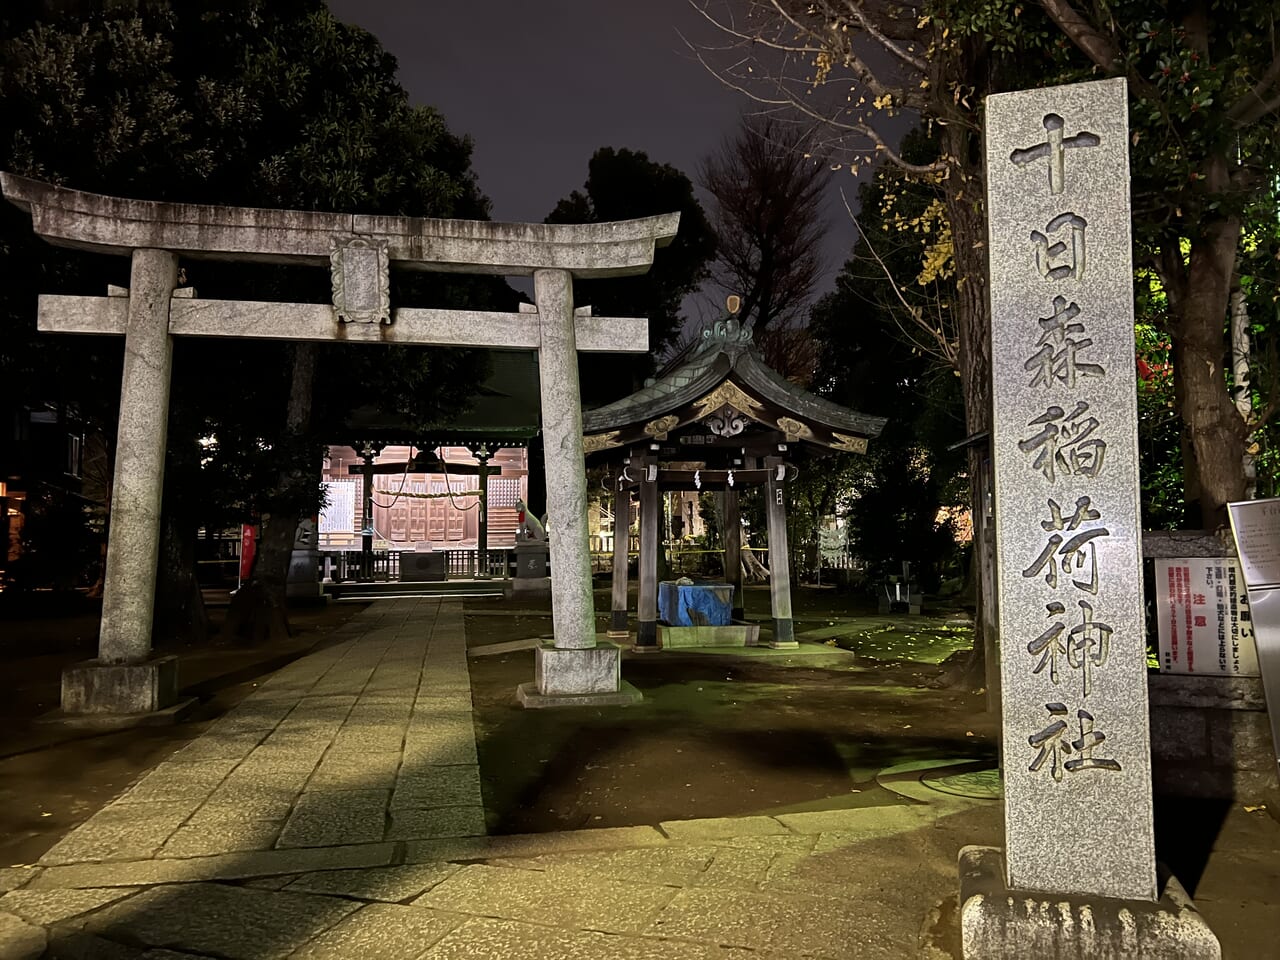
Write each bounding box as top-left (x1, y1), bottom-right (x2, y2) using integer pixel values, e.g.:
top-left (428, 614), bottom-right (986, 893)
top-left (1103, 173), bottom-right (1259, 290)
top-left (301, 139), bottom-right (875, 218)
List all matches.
top-left (61, 249), bottom-right (184, 716)
top-left (3, 172), bottom-right (672, 715)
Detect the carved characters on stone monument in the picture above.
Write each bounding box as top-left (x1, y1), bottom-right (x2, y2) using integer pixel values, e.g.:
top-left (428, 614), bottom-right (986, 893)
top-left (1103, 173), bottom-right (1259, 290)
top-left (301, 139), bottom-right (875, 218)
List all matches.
top-left (1025, 297), bottom-right (1106, 389)
top-left (330, 236), bottom-right (391, 324)
top-left (1021, 496), bottom-right (1110, 594)
top-left (1018, 401), bottom-right (1107, 482)
top-left (1031, 213), bottom-right (1089, 281)
top-left (1028, 598), bottom-right (1114, 699)
top-left (1010, 113), bottom-right (1101, 196)
top-left (987, 78), bottom-right (1158, 902)
top-left (1029, 702), bottom-right (1122, 782)
top-left (994, 90), bottom-right (1143, 813)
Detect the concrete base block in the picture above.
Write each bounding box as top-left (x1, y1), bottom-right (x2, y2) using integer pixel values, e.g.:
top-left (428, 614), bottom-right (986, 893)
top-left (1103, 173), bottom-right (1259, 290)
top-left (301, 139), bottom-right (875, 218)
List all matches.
top-left (659, 623), bottom-right (759, 648)
top-left (768, 640), bottom-right (800, 650)
top-left (60, 656), bottom-right (180, 715)
top-left (959, 846), bottom-right (1220, 960)
top-left (36, 697), bottom-right (197, 731)
top-left (517, 680), bottom-right (642, 709)
top-left (510, 576), bottom-right (551, 599)
top-left (534, 640), bottom-right (621, 695)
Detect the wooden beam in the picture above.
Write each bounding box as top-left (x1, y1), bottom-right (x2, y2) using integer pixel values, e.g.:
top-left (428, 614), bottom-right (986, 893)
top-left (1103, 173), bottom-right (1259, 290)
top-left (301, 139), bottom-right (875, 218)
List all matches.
top-left (346, 461), bottom-right (480, 476)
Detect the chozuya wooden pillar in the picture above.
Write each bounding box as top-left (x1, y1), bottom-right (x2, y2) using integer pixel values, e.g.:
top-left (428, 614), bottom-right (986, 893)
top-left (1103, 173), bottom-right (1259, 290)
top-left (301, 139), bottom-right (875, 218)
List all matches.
top-left (609, 478), bottom-right (631, 637)
top-left (359, 441), bottom-right (378, 581)
top-left (472, 444), bottom-right (491, 578)
top-left (723, 486), bottom-right (744, 621)
top-left (635, 456), bottom-right (661, 650)
top-left (764, 456), bottom-right (797, 649)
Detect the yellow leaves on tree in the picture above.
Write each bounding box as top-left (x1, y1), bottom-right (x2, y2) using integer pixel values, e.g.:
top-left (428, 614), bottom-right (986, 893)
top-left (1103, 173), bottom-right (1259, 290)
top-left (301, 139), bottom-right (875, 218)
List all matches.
top-left (877, 192), bottom-right (955, 285)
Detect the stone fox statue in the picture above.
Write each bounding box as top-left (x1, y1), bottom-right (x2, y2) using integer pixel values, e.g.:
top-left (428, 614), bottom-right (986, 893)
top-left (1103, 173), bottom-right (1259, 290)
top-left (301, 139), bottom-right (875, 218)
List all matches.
top-left (515, 499), bottom-right (547, 542)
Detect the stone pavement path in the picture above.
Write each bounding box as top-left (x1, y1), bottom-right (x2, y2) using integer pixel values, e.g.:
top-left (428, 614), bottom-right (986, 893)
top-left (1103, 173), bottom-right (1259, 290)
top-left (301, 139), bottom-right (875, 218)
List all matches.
top-left (0, 599), bottom-right (1001, 959)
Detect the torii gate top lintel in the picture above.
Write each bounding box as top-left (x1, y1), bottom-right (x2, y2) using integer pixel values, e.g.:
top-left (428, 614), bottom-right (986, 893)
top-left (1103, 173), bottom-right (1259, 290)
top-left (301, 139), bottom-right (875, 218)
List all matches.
top-left (0, 171), bottom-right (680, 279)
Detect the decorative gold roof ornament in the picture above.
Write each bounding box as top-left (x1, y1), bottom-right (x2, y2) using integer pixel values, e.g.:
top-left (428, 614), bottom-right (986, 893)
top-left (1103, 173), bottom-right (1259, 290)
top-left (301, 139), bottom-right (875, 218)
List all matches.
top-left (582, 431), bottom-right (622, 454)
top-left (692, 382), bottom-right (762, 420)
top-left (830, 432), bottom-right (869, 454)
top-left (643, 415), bottom-right (680, 440)
top-left (776, 416), bottom-right (813, 442)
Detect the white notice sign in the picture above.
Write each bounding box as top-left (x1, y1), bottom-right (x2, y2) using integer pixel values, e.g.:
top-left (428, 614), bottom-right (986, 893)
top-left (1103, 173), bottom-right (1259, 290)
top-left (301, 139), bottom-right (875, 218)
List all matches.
top-left (1154, 558), bottom-right (1259, 677)
top-left (1228, 498), bottom-right (1280, 588)
top-left (320, 480), bottom-right (356, 534)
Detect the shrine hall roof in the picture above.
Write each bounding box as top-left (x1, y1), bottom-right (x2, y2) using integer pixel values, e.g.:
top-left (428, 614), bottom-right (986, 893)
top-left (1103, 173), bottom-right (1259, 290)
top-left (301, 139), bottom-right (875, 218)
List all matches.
top-left (581, 315), bottom-right (887, 455)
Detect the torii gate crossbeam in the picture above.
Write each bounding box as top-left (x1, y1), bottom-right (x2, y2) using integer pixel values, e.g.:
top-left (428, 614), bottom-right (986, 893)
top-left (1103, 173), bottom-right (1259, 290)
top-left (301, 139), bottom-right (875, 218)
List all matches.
top-left (2, 172), bottom-right (676, 714)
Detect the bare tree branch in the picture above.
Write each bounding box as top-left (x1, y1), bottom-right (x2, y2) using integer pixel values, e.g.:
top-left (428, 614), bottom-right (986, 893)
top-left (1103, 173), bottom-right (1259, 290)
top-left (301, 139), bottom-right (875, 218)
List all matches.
top-left (841, 189), bottom-right (958, 369)
top-left (1035, 0), bottom-right (1121, 69)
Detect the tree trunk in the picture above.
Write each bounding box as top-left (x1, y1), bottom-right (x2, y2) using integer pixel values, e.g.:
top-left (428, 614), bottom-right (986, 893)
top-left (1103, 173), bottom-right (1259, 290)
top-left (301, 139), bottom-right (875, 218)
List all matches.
top-left (154, 510), bottom-right (208, 646)
top-left (945, 151), bottom-right (995, 698)
top-left (1172, 224), bottom-right (1247, 529)
top-left (1157, 150), bottom-right (1247, 529)
top-left (223, 342), bottom-right (318, 645)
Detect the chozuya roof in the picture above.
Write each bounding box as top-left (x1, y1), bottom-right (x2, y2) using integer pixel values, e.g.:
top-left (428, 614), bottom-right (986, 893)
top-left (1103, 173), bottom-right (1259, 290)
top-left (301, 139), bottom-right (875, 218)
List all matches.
top-left (581, 314), bottom-right (887, 455)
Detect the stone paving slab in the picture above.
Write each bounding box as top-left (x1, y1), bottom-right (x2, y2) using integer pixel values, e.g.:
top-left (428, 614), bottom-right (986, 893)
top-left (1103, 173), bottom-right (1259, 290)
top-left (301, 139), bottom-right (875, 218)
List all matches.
top-left (390, 767), bottom-right (483, 809)
top-left (159, 820), bottom-right (283, 857)
top-left (417, 917), bottom-right (774, 960)
top-left (112, 760), bottom-right (239, 805)
top-left (38, 801), bottom-right (202, 866)
top-left (647, 885), bottom-right (905, 959)
top-left (0, 911), bottom-right (47, 960)
top-left (490, 845), bottom-right (717, 887)
top-left (659, 815), bottom-right (791, 841)
top-left (283, 863), bottom-right (460, 902)
top-left (415, 863), bottom-right (677, 934)
top-left (774, 804), bottom-right (934, 838)
top-left (82, 884), bottom-right (359, 960)
top-left (277, 790), bottom-right (389, 848)
top-left (15, 600), bottom-right (1042, 960)
top-left (168, 731), bottom-right (268, 762)
top-left (0, 869), bottom-right (38, 894)
top-left (30, 843), bottom-right (399, 890)
top-left (403, 825), bottom-right (668, 863)
top-left (386, 805), bottom-right (486, 841)
top-left (287, 903), bottom-right (463, 960)
top-left (0, 887), bottom-right (134, 925)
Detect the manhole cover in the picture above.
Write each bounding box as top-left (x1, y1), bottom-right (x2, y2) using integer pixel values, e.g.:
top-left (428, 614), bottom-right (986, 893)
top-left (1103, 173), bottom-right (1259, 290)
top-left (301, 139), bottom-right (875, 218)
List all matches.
top-left (923, 768), bottom-right (1002, 799)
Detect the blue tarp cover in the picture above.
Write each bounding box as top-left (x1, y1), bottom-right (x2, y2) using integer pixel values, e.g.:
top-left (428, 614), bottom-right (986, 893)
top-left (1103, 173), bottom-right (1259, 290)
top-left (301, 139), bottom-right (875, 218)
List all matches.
top-left (658, 581), bottom-right (735, 627)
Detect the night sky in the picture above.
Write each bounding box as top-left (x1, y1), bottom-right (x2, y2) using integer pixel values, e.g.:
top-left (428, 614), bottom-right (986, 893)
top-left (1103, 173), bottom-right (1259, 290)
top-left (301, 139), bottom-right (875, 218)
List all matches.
top-left (325, 0), bottom-right (862, 318)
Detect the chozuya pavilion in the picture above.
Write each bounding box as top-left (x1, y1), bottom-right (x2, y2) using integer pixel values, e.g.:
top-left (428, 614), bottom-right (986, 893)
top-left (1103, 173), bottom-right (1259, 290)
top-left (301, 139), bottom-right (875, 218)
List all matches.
top-left (582, 305), bottom-right (887, 651)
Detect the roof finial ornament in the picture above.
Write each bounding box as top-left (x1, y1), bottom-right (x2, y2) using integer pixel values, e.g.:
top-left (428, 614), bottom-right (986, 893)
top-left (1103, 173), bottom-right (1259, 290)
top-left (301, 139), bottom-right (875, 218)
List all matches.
top-left (700, 293), bottom-right (753, 353)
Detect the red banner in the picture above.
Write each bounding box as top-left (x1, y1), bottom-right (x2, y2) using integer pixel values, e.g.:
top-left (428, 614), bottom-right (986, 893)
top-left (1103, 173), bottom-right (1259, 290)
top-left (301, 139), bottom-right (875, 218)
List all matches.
top-left (239, 524), bottom-right (257, 585)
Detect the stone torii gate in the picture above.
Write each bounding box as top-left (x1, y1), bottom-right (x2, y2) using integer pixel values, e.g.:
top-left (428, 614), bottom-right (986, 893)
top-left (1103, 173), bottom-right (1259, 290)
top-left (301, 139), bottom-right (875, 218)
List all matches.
top-left (2, 172), bottom-right (678, 714)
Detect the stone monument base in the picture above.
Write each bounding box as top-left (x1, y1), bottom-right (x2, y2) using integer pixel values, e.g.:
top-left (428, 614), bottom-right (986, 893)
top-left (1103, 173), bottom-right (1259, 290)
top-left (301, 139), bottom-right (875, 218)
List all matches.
top-left (59, 656), bottom-right (184, 716)
top-left (510, 576), bottom-right (551, 599)
top-left (517, 680), bottom-right (642, 709)
top-left (959, 846), bottom-right (1220, 960)
top-left (516, 639), bottom-right (642, 708)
